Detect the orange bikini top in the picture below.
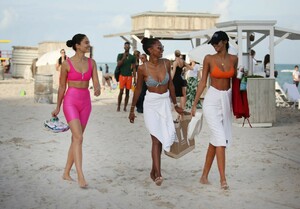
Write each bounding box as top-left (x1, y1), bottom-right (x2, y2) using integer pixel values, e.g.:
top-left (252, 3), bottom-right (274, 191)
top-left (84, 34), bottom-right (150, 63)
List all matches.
top-left (210, 64), bottom-right (235, 79)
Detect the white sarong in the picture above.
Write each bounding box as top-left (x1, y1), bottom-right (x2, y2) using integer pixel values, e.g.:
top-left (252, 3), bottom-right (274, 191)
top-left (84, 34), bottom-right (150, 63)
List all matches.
top-left (143, 90), bottom-right (176, 152)
top-left (203, 86), bottom-right (232, 147)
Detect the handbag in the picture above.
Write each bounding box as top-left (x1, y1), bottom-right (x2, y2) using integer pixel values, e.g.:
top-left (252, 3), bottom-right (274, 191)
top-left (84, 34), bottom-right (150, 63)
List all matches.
top-left (240, 76), bottom-right (247, 91)
top-left (165, 112), bottom-right (195, 159)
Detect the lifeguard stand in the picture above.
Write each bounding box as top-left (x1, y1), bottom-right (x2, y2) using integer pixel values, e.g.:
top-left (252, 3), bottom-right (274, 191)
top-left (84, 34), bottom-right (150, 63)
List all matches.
top-left (104, 11), bottom-right (219, 50)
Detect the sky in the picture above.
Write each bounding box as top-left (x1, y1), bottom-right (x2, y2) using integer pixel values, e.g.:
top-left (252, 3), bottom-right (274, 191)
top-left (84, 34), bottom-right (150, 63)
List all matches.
top-left (1, 0), bottom-right (300, 64)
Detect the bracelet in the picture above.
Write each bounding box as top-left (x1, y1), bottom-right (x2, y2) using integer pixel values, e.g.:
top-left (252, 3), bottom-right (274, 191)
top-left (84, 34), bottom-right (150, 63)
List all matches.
top-left (174, 103), bottom-right (178, 107)
top-left (94, 86), bottom-right (101, 92)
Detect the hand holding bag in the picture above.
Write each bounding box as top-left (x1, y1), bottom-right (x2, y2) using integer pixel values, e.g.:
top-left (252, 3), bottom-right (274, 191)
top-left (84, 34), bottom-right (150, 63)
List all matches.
top-left (165, 112), bottom-right (195, 159)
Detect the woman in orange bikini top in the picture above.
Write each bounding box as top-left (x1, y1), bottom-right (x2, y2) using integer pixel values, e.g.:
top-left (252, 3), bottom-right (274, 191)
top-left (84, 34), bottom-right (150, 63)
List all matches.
top-left (191, 31), bottom-right (238, 191)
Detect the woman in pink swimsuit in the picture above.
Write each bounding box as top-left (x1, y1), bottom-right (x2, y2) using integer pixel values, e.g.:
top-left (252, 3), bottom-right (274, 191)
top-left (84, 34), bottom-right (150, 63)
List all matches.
top-left (52, 34), bottom-right (101, 188)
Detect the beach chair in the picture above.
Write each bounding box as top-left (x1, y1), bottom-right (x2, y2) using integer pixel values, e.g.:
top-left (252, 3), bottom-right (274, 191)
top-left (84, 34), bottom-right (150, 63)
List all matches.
top-left (283, 83), bottom-right (300, 109)
top-left (275, 82), bottom-right (290, 107)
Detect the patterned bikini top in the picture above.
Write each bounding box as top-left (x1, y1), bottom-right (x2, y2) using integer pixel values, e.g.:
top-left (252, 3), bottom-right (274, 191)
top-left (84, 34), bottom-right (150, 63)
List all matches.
top-left (145, 60), bottom-right (169, 87)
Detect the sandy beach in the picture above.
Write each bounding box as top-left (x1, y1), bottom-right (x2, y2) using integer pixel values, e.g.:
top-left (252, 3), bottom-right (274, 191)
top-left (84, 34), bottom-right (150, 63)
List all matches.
top-left (0, 75), bottom-right (299, 209)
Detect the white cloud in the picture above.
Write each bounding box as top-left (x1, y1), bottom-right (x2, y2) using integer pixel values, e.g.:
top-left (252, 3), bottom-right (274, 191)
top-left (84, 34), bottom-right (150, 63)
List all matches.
top-left (212, 0), bottom-right (231, 21)
top-left (0, 8), bottom-right (18, 30)
top-left (164, 0), bottom-right (179, 12)
top-left (109, 15), bottom-right (127, 30)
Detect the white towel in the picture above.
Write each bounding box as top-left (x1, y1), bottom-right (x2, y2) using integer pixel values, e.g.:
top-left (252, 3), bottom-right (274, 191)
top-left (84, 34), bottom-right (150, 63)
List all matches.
top-left (188, 111), bottom-right (203, 140)
top-left (143, 90), bottom-right (176, 152)
top-left (283, 82), bottom-right (300, 102)
top-left (203, 86), bottom-right (232, 147)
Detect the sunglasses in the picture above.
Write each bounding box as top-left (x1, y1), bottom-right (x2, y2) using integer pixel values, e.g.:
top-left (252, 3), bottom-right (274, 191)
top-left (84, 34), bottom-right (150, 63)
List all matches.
top-left (157, 45), bottom-right (164, 51)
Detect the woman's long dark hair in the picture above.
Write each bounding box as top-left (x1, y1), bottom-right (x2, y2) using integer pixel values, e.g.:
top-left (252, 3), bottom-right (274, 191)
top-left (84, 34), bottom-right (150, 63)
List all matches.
top-left (263, 54), bottom-right (270, 69)
top-left (58, 56), bottom-right (67, 65)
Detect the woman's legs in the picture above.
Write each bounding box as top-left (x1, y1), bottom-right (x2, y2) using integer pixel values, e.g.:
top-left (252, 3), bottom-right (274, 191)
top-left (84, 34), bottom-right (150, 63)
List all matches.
top-left (200, 144), bottom-right (228, 189)
top-left (150, 135), bottom-right (163, 185)
top-left (216, 146), bottom-right (228, 189)
top-left (63, 140), bottom-right (74, 181)
top-left (200, 143), bottom-right (216, 184)
top-left (63, 119), bottom-right (87, 188)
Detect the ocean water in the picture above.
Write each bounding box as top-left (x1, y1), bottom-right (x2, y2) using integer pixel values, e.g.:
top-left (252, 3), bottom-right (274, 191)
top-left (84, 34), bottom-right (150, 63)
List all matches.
top-left (97, 62), bottom-right (299, 91)
top-left (97, 62), bottom-right (117, 74)
top-left (275, 64), bottom-right (299, 91)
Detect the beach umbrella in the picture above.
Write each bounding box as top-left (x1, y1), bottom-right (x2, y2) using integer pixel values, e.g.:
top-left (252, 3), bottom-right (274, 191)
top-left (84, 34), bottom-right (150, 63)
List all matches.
top-left (36, 49), bottom-right (75, 66)
top-left (188, 44), bottom-right (237, 64)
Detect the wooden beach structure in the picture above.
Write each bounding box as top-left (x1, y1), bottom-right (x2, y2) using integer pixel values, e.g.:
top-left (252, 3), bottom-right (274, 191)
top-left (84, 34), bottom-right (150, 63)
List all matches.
top-left (104, 11), bottom-right (220, 49)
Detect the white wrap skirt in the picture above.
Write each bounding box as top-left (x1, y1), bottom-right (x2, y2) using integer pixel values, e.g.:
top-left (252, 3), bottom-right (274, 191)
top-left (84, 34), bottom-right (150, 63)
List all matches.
top-left (203, 86), bottom-right (232, 147)
top-left (143, 90), bottom-right (176, 152)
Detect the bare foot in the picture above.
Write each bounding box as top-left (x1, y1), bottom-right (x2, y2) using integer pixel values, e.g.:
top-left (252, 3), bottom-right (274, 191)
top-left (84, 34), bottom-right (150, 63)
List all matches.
top-left (123, 107), bottom-right (127, 112)
top-left (78, 177), bottom-right (88, 188)
top-left (154, 177), bottom-right (163, 186)
top-left (150, 171), bottom-right (155, 182)
top-left (117, 107), bottom-right (120, 112)
top-left (221, 181), bottom-right (229, 190)
top-left (62, 174), bottom-right (74, 181)
top-left (199, 176), bottom-right (210, 184)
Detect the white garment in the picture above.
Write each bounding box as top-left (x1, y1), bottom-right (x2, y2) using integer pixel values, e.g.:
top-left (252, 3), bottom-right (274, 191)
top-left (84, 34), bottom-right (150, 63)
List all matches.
top-left (187, 63), bottom-right (200, 78)
top-left (203, 86), bottom-right (232, 147)
top-left (188, 111), bottom-right (203, 140)
top-left (143, 90), bottom-right (176, 152)
top-left (283, 82), bottom-right (300, 102)
top-left (293, 70), bottom-right (300, 82)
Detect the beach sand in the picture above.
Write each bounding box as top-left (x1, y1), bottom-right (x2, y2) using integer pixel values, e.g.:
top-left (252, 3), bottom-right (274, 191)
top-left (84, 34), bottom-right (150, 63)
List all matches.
top-left (0, 76), bottom-right (299, 209)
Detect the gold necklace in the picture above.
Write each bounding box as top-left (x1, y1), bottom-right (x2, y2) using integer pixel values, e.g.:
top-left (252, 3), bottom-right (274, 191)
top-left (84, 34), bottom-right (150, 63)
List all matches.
top-left (219, 55), bottom-right (227, 66)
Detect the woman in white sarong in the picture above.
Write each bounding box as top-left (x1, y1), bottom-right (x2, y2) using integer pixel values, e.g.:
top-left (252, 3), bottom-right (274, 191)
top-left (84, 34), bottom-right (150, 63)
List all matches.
top-left (129, 38), bottom-right (183, 186)
top-left (191, 31), bottom-right (238, 190)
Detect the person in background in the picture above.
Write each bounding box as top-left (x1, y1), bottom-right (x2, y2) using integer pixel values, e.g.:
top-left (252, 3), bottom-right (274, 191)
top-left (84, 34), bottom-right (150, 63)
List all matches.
top-left (185, 60), bottom-right (202, 109)
top-left (54, 49), bottom-right (68, 88)
top-left (128, 38), bottom-right (183, 186)
top-left (171, 50), bottom-right (190, 119)
top-left (56, 49), bottom-right (68, 71)
top-left (51, 34), bottom-right (101, 188)
top-left (292, 65), bottom-right (299, 87)
top-left (140, 53), bottom-right (147, 63)
top-left (134, 50), bottom-right (141, 66)
top-left (263, 54), bottom-right (278, 78)
top-left (250, 49), bottom-right (257, 74)
top-left (116, 41), bottom-right (136, 112)
top-left (102, 63), bottom-right (112, 91)
top-left (263, 54), bottom-right (270, 78)
top-left (30, 58), bottom-right (38, 77)
top-left (135, 53), bottom-right (148, 113)
top-left (191, 31), bottom-right (238, 190)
